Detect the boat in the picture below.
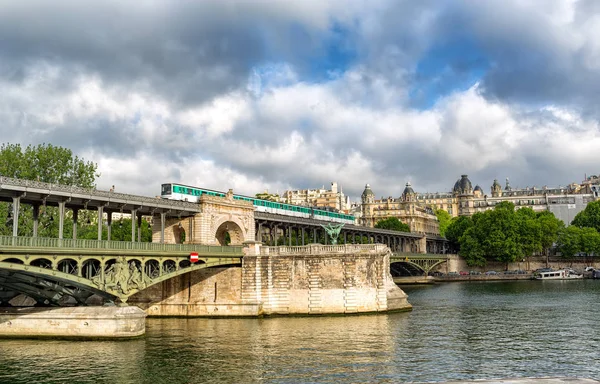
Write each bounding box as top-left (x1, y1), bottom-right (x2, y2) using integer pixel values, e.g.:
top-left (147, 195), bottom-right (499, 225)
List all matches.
top-left (535, 269), bottom-right (583, 280)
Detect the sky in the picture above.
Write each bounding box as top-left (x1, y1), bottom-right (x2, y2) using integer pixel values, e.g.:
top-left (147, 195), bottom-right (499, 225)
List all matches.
top-left (1, 0), bottom-right (600, 202)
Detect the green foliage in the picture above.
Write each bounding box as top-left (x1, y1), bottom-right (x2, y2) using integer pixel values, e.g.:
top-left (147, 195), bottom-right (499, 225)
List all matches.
top-left (0, 142), bottom-right (116, 239)
top-left (374, 217), bottom-right (410, 232)
top-left (557, 226), bottom-right (583, 260)
top-left (537, 210), bottom-right (564, 255)
top-left (572, 200), bottom-right (600, 233)
top-left (255, 192), bottom-right (280, 202)
top-left (455, 203), bottom-right (559, 268)
top-left (556, 225), bottom-right (600, 259)
top-left (435, 209), bottom-right (452, 237)
top-left (0, 143), bottom-right (99, 187)
top-left (445, 216), bottom-right (473, 249)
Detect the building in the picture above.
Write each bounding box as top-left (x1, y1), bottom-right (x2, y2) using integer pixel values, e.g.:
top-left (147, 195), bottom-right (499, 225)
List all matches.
top-left (417, 174), bottom-right (600, 224)
top-left (281, 182), bottom-right (351, 212)
top-left (360, 183), bottom-right (440, 236)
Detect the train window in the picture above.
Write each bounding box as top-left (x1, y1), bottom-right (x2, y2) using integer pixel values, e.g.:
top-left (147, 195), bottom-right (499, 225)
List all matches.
top-left (161, 184), bottom-right (172, 195)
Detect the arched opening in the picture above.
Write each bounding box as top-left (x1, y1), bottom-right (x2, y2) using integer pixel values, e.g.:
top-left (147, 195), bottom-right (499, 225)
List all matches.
top-left (57, 259), bottom-right (78, 275)
top-left (0, 258), bottom-right (24, 264)
top-left (162, 260), bottom-right (176, 275)
top-left (215, 221), bottom-right (244, 246)
top-left (390, 262), bottom-right (423, 277)
top-left (30, 258), bottom-right (53, 269)
top-left (82, 259), bottom-right (102, 280)
top-left (173, 223), bottom-right (186, 244)
top-left (145, 259), bottom-right (160, 279)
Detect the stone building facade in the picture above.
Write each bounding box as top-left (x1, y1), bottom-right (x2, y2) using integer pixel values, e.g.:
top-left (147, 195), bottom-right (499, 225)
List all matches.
top-left (360, 183), bottom-right (440, 236)
top-left (281, 182), bottom-right (351, 212)
top-left (418, 174), bottom-right (600, 224)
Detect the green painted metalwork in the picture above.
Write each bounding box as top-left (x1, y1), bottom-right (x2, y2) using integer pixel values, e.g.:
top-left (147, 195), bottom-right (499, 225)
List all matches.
top-left (0, 235), bottom-right (243, 255)
top-left (0, 235), bottom-right (244, 305)
top-left (390, 253), bottom-right (449, 274)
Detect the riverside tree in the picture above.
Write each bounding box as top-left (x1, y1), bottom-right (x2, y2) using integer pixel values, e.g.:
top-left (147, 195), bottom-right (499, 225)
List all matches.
top-left (455, 202), bottom-right (563, 269)
top-left (435, 209), bottom-right (452, 237)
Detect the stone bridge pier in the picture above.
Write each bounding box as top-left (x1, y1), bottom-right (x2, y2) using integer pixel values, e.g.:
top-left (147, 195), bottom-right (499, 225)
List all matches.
top-left (152, 190), bottom-right (255, 246)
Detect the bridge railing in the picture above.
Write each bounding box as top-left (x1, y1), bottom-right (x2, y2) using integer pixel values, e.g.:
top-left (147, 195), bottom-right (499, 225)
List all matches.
top-left (260, 243), bottom-right (388, 256)
top-left (0, 235), bottom-right (242, 254)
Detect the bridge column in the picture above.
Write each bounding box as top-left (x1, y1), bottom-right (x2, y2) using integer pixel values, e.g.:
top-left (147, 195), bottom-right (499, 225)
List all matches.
top-left (131, 209), bottom-right (137, 243)
top-left (107, 211), bottom-right (112, 241)
top-left (72, 209), bottom-right (79, 240)
top-left (97, 206), bottom-right (104, 241)
top-left (288, 225), bottom-right (292, 246)
top-left (32, 204), bottom-right (39, 238)
top-left (11, 196), bottom-right (20, 236)
top-left (312, 228), bottom-right (317, 243)
top-left (137, 213), bottom-right (142, 242)
top-left (58, 201), bottom-right (65, 240)
top-left (160, 212), bottom-right (166, 243)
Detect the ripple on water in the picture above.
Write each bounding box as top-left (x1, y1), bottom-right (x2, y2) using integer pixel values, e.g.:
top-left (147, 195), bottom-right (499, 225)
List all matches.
top-left (2, 280), bottom-right (600, 383)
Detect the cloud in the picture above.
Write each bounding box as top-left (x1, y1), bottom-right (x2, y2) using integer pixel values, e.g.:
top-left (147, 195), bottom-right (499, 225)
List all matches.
top-left (1, 0), bottom-right (600, 204)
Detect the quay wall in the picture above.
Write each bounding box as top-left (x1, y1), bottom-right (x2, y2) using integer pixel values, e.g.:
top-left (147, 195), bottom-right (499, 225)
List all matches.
top-left (0, 306), bottom-right (146, 339)
top-left (437, 255), bottom-right (599, 274)
top-left (130, 244), bottom-right (412, 317)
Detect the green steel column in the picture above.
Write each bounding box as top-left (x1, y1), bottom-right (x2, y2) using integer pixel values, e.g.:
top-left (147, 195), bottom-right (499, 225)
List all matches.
top-left (97, 206), bottom-right (103, 241)
top-left (11, 196), bottom-right (20, 237)
top-left (137, 214), bottom-right (142, 242)
top-left (32, 204), bottom-right (39, 238)
top-left (58, 201), bottom-right (65, 240)
top-left (160, 212), bottom-right (166, 243)
top-left (72, 209), bottom-right (78, 240)
top-left (107, 211), bottom-right (112, 241)
top-left (131, 209), bottom-right (137, 243)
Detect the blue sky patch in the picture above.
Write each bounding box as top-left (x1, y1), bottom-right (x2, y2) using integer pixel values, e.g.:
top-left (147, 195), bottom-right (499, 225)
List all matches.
top-left (409, 37), bottom-right (490, 109)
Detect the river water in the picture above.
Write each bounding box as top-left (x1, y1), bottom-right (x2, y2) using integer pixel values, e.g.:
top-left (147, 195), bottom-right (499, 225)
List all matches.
top-left (1, 280), bottom-right (600, 383)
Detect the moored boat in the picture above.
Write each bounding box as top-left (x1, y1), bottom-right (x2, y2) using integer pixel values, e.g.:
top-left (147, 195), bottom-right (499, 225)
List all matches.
top-left (535, 269), bottom-right (583, 280)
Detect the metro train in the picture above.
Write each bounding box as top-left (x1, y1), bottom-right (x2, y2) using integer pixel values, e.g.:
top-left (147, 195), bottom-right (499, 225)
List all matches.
top-left (160, 183), bottom-right (356, 225)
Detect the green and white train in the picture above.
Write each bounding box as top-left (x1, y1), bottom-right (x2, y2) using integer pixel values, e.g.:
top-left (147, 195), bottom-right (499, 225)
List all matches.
top-left (160, 183), bottom-right (356, 225)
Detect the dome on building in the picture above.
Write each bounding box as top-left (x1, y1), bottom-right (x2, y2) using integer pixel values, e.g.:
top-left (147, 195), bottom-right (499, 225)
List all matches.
top-left (453, 175), bottom-right (473, 195)
top-left (402, 182), bottom-right (415, 196)
top-left (474, 185), bottom-right (482, 192)
top-left (453, 179), bottom-right (461, 192)
top-left (492, 179), bottom-right (501, 190)
top-left (361, 183), bottom-right (375, 199)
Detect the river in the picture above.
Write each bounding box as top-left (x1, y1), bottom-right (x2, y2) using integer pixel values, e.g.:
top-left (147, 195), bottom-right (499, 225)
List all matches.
top-left (1, 280), bottom-right (600, 383)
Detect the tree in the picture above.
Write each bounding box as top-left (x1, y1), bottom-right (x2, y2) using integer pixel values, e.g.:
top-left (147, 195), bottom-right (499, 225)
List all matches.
top-left (445, 215), bottom-right (473, 252)
top-left (435, 209), bottom-right (452, 237)
top-left (0, 143), bottom-right (99, 187)
top-left (1, 143), bottom-right (101, 238)
top-left (374, 217), bottom-right (410, 232)
top-left (557, 226), bottom-right (582, 261)
top-left (572, 200), bottom-right (600, 233)
top-left (515, 207), bottom-right (542, 269)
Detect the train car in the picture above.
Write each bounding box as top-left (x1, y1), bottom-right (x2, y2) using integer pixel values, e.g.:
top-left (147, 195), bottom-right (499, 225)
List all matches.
top-left (160, 183), bottom-right (356, 224)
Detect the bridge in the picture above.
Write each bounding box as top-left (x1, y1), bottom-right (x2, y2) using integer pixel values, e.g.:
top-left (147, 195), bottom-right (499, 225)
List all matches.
top-left (0, 176), bottom-right (449, 307)
top-left (390, 253), bottom-right (449, 276)
top-left (0, 176), bottom-right (447, 253)
top-left (0, 235), bottom-right (242, 305)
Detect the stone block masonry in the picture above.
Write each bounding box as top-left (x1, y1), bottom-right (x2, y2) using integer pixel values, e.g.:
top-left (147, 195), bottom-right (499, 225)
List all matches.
top-left (130, 244), bottom-right (412, 317)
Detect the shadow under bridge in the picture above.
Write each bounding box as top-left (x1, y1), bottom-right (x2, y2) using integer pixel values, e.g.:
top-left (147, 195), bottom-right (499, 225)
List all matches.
top-left (390, 253), bottom-right (448, 276)
top-left (0, 236), bottom-right (243, 306)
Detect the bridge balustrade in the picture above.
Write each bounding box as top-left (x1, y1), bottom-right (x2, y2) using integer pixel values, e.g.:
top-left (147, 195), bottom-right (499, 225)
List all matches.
top-left (260, 243), bottom-right (388, 256)
top-left (0, 235), bottom-right (241, 254)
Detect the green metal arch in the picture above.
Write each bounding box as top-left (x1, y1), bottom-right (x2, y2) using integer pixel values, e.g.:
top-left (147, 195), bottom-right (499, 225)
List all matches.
top-left (0, 257), bottom-right (242, 303)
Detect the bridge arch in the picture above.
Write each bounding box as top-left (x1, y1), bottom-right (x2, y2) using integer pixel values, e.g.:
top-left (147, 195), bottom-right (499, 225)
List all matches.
top-left (214, 219), bottom-right (245, 246)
